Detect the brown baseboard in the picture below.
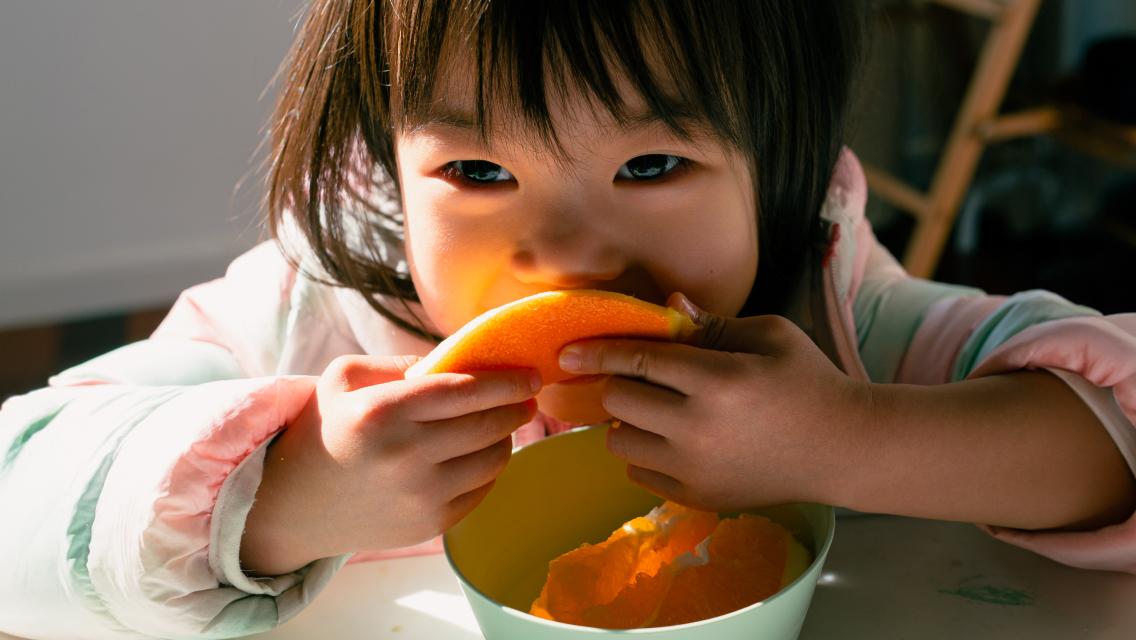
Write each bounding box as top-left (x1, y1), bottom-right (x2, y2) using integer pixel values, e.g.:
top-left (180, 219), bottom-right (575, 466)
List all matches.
top-left (125, 308), bottom-right (170, 342)
top-left (0, 325), bottom-right (61, 397)
top-left (0, 304), bottom-right (171, 401)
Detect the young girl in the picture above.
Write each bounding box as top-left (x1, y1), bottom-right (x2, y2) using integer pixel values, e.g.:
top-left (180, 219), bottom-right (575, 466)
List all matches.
top-left (3, 1), bottom-right (1135, 637)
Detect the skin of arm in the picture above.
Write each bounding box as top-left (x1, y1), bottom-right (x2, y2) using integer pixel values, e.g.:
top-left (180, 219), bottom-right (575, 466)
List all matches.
top-left (847, 370), bottom-right (1136, 531)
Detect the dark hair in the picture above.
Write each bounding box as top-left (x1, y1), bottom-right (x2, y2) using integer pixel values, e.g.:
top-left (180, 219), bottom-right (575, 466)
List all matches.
top-left (265, 0), bottom-right (865, 339)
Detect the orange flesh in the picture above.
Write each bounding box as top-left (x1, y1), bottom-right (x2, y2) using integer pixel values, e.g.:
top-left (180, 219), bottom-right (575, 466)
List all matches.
top-left (530, 502), bottom-right (798, 629)
top-left (406, 290), bottom-right (695, 385)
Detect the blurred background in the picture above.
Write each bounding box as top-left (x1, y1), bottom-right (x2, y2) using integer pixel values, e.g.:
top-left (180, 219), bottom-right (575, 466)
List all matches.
top-left (0, 1), bottom-right (295, 397)
top-left (0, 0), bottom-right (1134, 401)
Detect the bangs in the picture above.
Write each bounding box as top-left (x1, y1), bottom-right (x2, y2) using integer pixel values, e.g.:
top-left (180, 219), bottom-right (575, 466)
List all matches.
top-left (386, 0), bottom-right (750, 152)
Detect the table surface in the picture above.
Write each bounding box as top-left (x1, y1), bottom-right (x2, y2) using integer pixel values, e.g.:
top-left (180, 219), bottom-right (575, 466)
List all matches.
top-left (4, 514), bottom-right (1135, 639)
top-left (254, 514), bottom-right (1136, 640)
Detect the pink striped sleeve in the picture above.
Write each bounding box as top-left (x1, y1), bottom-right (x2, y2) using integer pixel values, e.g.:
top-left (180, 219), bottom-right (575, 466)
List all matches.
top-left (895, 295), bottom-right (1008, 385)
top-left (967, 314), bottom-right (1136, 424)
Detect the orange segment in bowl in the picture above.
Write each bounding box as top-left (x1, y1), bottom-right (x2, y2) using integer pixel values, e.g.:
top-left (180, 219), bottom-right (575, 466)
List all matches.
top-left (404, 290), bottom-right (696, 386)
top-left (529, 502), bottom-right (719, 628)
top-left (530, 502), bottom-right (811, 629)
top-left (652, 515), bottom-right (791, 627)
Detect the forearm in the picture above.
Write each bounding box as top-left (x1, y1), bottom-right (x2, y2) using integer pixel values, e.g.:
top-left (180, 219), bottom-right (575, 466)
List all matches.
top-left (240, 410), bottom-right (342, 577)
top-left (836, 370), bottom-right (1136, 531)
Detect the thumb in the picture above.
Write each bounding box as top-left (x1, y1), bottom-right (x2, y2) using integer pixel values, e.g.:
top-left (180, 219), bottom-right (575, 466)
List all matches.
top-left (667, 292), bottom-right (774, 355)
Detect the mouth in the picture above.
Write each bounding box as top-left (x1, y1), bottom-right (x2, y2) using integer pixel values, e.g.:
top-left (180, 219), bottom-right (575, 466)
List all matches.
top-left (543, 267), bottom-right (669, 307)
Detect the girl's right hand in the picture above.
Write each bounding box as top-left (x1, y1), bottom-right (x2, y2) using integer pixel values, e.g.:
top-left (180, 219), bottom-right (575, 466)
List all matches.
top-left (239, 355), bottom-right (540, 576)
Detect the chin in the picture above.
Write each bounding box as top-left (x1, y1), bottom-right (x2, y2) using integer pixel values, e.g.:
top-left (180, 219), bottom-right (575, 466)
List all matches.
top-left (536, 378), bottom-right (612, 425)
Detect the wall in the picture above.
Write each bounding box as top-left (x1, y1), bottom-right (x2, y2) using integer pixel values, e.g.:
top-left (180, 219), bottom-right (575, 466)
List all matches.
top-left (0, 1), bottom-right (297, 329)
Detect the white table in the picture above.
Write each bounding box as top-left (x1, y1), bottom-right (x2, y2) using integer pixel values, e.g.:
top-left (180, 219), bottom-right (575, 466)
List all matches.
top-left (255, 514), bottom-right (1136, 639)
top-left (5, 515), bottom-right (1135, 639)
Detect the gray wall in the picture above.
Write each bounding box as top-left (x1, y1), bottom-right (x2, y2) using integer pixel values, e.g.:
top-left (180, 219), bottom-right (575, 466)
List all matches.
top-left (0, 1), bottom-right (297, 329)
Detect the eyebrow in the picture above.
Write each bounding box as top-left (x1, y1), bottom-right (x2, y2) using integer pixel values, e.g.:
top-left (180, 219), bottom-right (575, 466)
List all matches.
top-left (404, 101), bottom-right (714, 139)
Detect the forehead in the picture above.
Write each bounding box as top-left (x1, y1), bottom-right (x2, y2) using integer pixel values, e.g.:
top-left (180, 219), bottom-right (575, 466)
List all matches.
top-left (388, 8), bottom-right (735, 156)
top-left (401, 52), bottom-right (716, 156)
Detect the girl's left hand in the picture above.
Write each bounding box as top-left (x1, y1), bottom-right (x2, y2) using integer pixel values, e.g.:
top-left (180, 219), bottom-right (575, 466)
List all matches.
top-left (558, 293), bottom-right (873, 512)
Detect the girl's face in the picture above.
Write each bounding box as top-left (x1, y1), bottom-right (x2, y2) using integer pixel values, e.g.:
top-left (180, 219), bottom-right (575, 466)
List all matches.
top-left (395, 75), bottom-right (758, 336)
top-left (395, 67), bottom-right (758, 420)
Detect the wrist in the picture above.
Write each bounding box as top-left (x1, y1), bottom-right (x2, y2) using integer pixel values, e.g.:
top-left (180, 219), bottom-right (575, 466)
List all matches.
top-left (239, 430), bottom-right (326, 576)
top-left (815, 379), bottom-right (888, 511)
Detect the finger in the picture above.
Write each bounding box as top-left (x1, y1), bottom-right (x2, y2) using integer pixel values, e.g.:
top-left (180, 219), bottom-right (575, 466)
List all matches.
top-left (437, 436), bottom-right (513, 501)
top-left (423, 400), bottom-right (536, 463)
top-left (668, 292), bottom-right (794, 356)
top-left (323, 354), bottom-right (421, 392)
top-left (602, 377), bottom-right (687, 438)
top-left (363, 369), bottom-right (541, 422)
top-left (446, 479), bottom-right (497, 527)
top-left (559, 339), bottom-right (720, 394)
top-left (606, 422), bottom-right (677, 473)
top-left (668, 292), bottom-right (731, 350)
top-left (626, 465), bottom-right (687, 504)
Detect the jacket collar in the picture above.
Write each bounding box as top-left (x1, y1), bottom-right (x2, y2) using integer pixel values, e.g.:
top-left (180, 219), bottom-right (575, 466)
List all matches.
top-left (785, 147), bottom-right (871, 382)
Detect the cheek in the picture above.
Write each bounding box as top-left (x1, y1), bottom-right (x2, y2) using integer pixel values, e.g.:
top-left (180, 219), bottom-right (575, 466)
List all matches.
top-left (644, 174), bottom-right (757, 318)
top-left (402, 186), bottom-right (517, 335)
top-left (402, 188), bottom-right (474, 334)
top-left (671, 229), bottom-right (755, 318)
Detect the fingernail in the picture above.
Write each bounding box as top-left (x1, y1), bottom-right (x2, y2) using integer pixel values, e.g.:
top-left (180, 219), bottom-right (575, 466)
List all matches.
top-left (667, 292), bottom-right (701, 324)
top-left (530, 370), bottom-right (543, 392)
top-left (674, 292), bottom-right (703, 320)
top-left (559, 346), bottom-right (582, 372)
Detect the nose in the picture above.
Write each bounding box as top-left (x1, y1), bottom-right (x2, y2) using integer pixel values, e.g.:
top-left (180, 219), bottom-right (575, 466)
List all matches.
top-left (511, 200), bottom-right (626, 289)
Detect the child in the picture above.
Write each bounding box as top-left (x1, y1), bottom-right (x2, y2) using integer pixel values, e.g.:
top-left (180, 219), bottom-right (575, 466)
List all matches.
top-left (2, 1), bottom-right (1134, 637)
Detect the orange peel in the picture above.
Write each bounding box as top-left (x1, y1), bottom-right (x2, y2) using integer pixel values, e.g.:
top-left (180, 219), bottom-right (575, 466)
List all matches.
top-left (405, 290), bottom-right (696, 386)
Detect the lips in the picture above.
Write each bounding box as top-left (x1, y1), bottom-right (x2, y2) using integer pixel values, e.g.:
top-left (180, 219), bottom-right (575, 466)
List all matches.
top-left (542, 266), bottom-right (668, 308)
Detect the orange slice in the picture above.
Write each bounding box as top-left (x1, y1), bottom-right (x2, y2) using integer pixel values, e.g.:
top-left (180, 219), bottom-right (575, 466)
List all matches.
top-left (529, 502), bottom-right (719, 628)
top-left (530, 502), bottom-right (811, 629)
top-left (405, 290), bottom-right (696, 387)
top-left (652, 515), bottom-right (792, 627)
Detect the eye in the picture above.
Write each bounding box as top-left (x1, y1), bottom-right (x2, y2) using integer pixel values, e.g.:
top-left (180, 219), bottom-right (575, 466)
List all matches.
top-left (616, 154), bottom-right (685, 181)
top-left (442, 160), bottom-right (514, 184)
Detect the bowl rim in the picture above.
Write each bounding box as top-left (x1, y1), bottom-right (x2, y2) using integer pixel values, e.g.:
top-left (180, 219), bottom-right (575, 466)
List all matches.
top-left (442, 425), bottom-right (837, 633)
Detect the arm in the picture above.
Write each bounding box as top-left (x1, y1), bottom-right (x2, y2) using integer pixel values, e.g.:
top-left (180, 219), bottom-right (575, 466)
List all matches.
top-left (0, 243), bottom-right (342, 639)
top-left (815, 145), bottom-right (1135, 532)
top-left (846, 370), bottom-right (1136, 531)
top-left (846, 216), bottom-right (1136, 571)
